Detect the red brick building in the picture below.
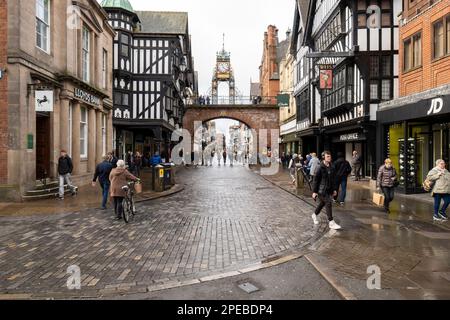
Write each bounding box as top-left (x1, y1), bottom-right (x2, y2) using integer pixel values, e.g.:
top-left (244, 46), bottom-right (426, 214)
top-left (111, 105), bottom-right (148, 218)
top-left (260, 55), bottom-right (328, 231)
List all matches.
top-left (378, 0), bottom-right (450, 193)
top-left (0, 0), bottom-right (8, 187)
top-left (259, 26), bottom-right (290, 104)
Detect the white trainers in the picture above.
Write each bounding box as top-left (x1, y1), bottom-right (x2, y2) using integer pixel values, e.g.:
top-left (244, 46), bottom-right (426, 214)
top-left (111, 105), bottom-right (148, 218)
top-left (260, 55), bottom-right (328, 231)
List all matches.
top-left (329, 220), bottom-right (342, 230)
top-left (312, 214), bottom-right (319, 225)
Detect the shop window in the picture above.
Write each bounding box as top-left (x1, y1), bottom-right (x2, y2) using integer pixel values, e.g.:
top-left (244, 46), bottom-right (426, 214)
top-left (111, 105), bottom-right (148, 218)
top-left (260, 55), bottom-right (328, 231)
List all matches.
top-left (102, 114), bottom-right (107, 157)
top-left (381, 80), bottom-right (391, 101)
top-left (403, 32), bottom-right (421, 71)
top-left (114, 92), bottom-right (122, 105)
top-left (447, 16), bottom-right (450, 54)
top-left (36, 0), bottom-right (50, 53)
top-left (68, 103), bottom-right (73, 156)
top-left (433, 20), bottom-right (444, 59)
top-left (82, 26), bottom-right (90, 82)
top-left (370, 56), bottom-right (379, 77)
top-left (370, 81), bottom-right (378, 100)
top-left (381, 56), bottom-right (391, 76)
top-left (80, 107), bottom-right (88, 158)
top-left (102, 49), bottom-right (108, 90)
top-left (121, 33), bottom-right (129, 58)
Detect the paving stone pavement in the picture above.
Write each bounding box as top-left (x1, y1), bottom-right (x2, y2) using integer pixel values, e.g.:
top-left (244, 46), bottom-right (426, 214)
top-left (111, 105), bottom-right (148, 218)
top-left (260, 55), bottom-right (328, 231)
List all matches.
top-left (0, 165), bottom-right (328, 298)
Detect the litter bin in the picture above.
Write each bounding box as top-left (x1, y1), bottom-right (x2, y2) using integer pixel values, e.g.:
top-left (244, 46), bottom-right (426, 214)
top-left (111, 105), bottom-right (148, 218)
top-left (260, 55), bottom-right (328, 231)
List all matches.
top-left (163, 163), bottom-right (175, 190)
top-left (152, 165), bottom-right (165, 192)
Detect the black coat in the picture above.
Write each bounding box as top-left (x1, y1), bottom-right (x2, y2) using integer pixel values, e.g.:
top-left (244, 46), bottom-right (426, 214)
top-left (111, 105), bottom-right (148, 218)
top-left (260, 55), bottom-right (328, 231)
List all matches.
top-left (58, 156), bottom-right (73, 175)
top-left (333, 157), bottom-right (352, 178)
top-left (312, 162), bottom-right (338, 195)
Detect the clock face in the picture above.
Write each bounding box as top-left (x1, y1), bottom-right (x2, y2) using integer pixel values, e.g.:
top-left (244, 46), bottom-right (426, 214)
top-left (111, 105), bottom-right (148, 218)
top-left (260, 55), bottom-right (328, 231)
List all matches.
top-left (217, 62), bottom-right (229, 73)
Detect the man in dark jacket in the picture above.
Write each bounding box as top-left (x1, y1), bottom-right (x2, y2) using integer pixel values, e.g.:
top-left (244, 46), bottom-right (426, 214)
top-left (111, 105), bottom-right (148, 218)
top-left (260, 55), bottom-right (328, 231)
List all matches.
top-left (92, 156), bottom-right (114, 210)
top-left (108, 152), bottom-right (118, 168)
top-left (311, 151), bottom-right (342, 230)
top-left (57, 150), bottom-right (77, 200)
top-left (333, 152), bottom-right (352, 205)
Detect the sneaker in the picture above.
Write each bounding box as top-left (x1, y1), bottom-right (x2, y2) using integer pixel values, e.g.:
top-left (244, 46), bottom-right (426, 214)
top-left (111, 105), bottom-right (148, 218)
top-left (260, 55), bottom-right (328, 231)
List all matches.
top-left (339, 202), bottom-right (345, 206)
top-left (311, 214), bottom-right (319, 225)
top-left (437, 211), bottom-right (449, 221)
top-left (329, 220), bottom-right (342, 230)
top-left (57, 197), bottom-right (64, 200)
top-left (433, 215), bottom-right (443, 222)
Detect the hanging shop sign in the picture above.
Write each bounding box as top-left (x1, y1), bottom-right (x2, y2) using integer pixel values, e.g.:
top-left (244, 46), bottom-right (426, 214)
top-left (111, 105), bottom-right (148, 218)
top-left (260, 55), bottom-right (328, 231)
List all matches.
top-left (74, 88), bottom-right (100, 106)
top-left (319, 64), bottom-right (333, 90)
top-left (35, 90), bottom-right (54, 112)
top-left (277, 94), bottom-right (290, 108)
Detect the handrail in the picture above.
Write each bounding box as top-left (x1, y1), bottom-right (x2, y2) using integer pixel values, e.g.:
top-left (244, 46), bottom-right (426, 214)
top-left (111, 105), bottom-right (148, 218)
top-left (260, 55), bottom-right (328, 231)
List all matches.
top-left (187, 96), bottom-right (278, 106)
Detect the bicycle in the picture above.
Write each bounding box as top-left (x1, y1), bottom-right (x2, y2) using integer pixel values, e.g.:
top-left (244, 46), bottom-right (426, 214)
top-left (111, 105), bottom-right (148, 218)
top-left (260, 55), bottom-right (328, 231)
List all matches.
top-left (121, 181), bottom-right (139, 223)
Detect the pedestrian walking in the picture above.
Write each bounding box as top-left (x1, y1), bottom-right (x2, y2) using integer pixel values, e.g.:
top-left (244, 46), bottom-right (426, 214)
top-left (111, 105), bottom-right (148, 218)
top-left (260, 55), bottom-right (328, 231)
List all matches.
top-left (308, 153), bottom-right (321, 182)
top-left (426, 159), bottom-right (450, 221)
top-left (217, 150), bottom-right (222, 166)
top-left (311, 151), bottom-right (342, 230)
top-left (108, 151), bottom-right (118, 168)
top-left (376, 158), bottom-right (398, 214)
top-left (333, 152), bottom-right (352, 205)
top-left (288, 154), bottom-right (300, 185)
top-left (109, 160), bottom-right (139, 220)
top-left (134, 151), bottom-right (142, 177)
top-left (126, 151), bottom-right (135, 173)
top-left (223, 150), bottom-right (227, 165)
top-left (351, 151), bottom-right (362, 181)
top-left (57, 150), bottom-right (78, 200)
top-left (92, 155), bottom-right (113, 210)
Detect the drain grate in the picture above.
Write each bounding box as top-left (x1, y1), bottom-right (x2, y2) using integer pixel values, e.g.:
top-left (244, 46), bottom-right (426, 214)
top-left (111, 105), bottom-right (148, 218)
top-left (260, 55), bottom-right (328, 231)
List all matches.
top-left (238, 282), bottom-right (260, 294)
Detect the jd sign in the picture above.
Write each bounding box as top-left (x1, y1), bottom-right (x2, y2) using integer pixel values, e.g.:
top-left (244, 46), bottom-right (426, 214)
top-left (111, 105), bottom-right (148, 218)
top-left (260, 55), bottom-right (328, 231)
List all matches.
top-left (427, 98), bottom-right (444, 116)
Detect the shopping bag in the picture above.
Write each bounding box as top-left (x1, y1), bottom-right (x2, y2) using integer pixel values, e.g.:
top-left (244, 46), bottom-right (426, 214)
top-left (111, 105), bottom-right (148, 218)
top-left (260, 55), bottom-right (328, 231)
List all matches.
top-left (372, 192), bottom-right (385, 206)
top-left (134, 182), bottom-right (143, 194)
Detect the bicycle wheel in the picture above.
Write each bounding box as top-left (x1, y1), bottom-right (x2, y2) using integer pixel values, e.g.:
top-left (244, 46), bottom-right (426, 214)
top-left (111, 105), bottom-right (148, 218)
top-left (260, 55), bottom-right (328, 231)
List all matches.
top-left (130, 196), bottom-right (136, 216)
top-left (122, 198), bottom-right (131, 224)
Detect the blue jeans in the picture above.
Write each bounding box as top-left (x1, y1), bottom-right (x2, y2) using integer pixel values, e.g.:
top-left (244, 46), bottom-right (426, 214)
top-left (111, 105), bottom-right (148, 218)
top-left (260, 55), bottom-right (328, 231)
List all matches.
top-left (336, 176), bottom-right (348, 203)
top-left (433, 194), bottom-right (450, 216)
top-left (100, 181), bottom-right (110, 209)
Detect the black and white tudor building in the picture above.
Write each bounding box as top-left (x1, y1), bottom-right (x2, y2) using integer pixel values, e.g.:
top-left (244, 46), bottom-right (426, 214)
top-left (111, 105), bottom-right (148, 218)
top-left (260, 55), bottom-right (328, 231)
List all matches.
top-left (102, 0), bottom-right (196, 160)
top-left (291, 0), bottom-right (402, 178)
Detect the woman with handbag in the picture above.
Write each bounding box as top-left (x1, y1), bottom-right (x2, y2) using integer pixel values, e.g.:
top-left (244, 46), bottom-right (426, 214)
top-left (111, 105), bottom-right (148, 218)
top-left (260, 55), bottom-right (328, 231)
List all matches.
top-left (377, 158), bottom-right (398, 213)
top-left (426, 159), bottom-right (450, 221)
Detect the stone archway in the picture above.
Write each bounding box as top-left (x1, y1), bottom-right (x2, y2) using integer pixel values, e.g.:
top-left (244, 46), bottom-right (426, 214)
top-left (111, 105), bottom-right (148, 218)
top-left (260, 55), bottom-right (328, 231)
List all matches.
top-left (182, 104), bottom-right (280, 151)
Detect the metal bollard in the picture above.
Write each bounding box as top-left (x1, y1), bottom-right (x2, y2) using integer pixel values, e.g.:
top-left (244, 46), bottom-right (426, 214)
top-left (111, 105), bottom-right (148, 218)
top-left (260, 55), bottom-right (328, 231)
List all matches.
top-left (295, 167), bottom-right (304, 189)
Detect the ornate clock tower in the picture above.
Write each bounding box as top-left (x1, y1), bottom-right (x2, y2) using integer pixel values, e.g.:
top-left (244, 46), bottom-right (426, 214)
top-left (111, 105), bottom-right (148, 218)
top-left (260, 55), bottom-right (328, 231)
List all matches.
top-left (212, 35), bottom-right (235, 104)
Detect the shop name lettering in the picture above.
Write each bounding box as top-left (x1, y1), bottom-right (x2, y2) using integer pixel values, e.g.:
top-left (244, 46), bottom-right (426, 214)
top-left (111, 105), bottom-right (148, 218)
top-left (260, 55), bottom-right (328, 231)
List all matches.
top-left (340, 133), bottom-right (359, 141)
top-left (74, 88), bottom-right (100, 106)
top-left (427, 98), bottom-right (444, 116)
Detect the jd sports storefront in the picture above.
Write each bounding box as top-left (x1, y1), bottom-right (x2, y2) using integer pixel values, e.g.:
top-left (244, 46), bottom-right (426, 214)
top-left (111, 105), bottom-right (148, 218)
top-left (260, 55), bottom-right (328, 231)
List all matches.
top-left (378, 90), bottom-right (450, 194)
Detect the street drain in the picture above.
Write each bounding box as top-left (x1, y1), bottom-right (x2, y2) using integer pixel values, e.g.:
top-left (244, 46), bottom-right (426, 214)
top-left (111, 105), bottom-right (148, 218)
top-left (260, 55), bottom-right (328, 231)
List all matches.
top-left (238, 282), bottom-right (260, 294)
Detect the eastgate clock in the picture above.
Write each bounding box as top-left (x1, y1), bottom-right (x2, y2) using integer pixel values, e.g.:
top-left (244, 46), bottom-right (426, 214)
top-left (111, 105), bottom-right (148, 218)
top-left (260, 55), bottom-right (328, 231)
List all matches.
top-left (217, 62), bottom-right (229, 73)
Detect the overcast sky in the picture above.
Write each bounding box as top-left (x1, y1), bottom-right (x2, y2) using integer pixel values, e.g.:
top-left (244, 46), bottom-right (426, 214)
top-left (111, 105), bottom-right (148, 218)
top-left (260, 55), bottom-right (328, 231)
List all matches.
top-left (108, 0), bottom-right (295, 97)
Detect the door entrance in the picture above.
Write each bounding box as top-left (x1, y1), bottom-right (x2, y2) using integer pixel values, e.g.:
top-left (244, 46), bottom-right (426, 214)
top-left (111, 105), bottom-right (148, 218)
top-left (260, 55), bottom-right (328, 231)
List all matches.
top-left (36, 114), bottom-right (51, 180)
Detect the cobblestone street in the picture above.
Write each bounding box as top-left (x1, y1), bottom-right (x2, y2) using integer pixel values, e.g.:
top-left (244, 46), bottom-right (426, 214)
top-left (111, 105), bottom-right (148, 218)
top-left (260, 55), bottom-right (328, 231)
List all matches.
top-left (0, 165), bottom-right (328, 299)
